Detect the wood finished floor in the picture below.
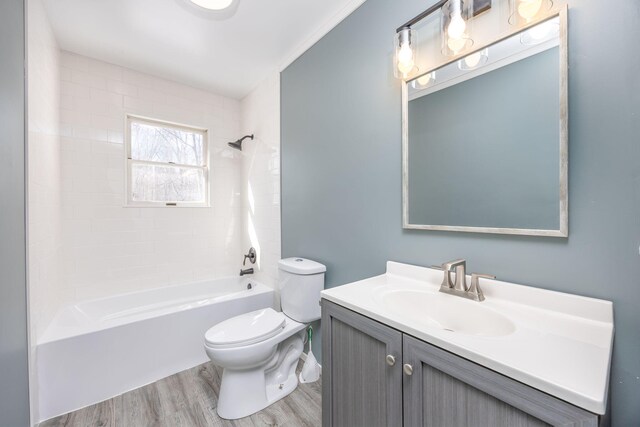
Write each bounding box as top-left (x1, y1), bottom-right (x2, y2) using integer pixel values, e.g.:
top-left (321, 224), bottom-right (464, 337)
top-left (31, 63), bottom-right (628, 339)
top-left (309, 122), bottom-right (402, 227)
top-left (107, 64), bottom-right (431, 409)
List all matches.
top-left (39, 360), bottom-right (321, 427)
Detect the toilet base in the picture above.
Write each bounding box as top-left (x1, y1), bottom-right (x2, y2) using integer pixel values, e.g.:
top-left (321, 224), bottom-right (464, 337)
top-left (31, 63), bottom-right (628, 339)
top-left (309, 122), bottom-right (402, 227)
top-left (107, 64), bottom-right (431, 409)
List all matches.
top-left (216, 331), bottom-right (304, 420)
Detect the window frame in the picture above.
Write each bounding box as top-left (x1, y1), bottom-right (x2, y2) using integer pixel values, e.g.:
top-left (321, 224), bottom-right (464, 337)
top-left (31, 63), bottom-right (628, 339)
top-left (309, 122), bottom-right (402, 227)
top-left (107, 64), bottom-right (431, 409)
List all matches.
top-left (124, 114), bottom-right (210, 208)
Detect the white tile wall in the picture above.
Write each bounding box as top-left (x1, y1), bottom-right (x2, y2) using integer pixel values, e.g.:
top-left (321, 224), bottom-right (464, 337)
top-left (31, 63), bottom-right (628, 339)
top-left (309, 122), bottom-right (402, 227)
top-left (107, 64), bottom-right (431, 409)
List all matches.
top-left (58, 52), bottom-right (245, 302)
top-left (28, 0), bottom-right (62, 421)
top-left (240, 73), bottom-right (282, 298)
top-left (28, 0), bottom-right (63, 344)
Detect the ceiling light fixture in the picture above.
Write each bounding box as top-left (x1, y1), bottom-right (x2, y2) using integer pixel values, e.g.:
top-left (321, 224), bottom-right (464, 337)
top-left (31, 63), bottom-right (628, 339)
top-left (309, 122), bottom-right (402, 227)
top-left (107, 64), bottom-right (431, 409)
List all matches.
top-left (189, 0), bottom-right (234, 11)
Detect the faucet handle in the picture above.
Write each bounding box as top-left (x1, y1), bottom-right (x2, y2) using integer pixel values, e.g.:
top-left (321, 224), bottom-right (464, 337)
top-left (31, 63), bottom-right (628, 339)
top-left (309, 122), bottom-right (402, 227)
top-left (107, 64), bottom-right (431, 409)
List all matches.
top-left (468, 273), bottom-right (496, 302)
top-left (243, 247), bottom-right (257, 266)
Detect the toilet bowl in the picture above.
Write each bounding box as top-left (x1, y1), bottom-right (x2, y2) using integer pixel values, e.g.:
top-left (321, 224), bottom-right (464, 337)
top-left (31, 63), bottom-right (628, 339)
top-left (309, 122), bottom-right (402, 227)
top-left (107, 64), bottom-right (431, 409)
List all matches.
top-left (204, 308), bottom-right (306, 419)
top-left (204, 257), bottom-right (326, 420)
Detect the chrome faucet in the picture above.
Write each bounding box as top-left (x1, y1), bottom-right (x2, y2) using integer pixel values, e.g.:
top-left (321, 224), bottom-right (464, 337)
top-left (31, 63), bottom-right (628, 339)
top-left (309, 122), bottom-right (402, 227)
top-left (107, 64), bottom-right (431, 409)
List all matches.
top-left (440, 259), bottom-right (467, 292)
top-left (240, 268), bottom-right (254, 276)
top-left (437, 259), bottom-right (495, 302)
top-left (240, 248), bottom-right (257, 276)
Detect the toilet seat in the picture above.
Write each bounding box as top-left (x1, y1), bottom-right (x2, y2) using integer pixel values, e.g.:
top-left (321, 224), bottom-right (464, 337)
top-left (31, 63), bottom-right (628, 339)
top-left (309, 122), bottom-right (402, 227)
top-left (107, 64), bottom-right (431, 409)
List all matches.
top-left (205, 308), bottom-right (286, 349)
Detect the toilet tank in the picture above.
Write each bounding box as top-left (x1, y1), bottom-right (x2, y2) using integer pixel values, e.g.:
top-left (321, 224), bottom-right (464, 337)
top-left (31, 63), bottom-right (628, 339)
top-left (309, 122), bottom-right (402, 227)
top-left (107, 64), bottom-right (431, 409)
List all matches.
top-left (278, 258), bottom-right (326, 323)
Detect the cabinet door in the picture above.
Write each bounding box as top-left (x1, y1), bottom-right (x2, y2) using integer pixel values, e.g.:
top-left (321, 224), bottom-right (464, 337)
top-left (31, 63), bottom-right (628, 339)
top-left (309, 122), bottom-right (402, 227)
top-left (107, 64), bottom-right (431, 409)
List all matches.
top-left (321, 300), bottom-right (403, 427)
top-left (402, 335), bottom-right (599, 427)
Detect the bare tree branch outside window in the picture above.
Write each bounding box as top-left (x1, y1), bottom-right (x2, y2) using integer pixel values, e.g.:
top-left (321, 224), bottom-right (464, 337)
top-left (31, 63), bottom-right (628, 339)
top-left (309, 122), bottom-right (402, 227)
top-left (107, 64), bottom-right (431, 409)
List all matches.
top-left (127, 117), bottom-right (208, 205)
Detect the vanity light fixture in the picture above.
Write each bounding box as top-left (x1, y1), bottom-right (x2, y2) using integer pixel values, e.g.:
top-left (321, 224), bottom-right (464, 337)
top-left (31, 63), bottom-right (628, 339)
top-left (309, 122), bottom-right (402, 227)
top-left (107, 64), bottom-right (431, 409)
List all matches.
top-left (188, 0), bottom-right (234, 10)
top-left (395, 27), bottom-right (418, 79)
top-left (458, 48), bottom-right (488, 70)
top-left (394, 0), bottom-right (480, 79)
top-left (441, 0), bottom-right (474, 56)
top-left (509, 0), bottom-right (553, 25)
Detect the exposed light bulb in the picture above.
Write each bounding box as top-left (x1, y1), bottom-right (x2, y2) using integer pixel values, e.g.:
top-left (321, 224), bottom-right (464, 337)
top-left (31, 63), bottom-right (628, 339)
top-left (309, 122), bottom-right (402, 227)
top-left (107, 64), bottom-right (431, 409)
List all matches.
top-left (447, 36), bottom-right (467, 53)
top-left (398, 43), bottom-right (414, 67)
top-left (517, 0), bottom-right (543, 21)
top-left (520, 20), bottom-right (558, 45)
top-left (445, 0), bottom-right (468, 54)
top-left (464, 52), bottom-right (482, 68)
top-left (458, 48), bottom-right (488, 70)
top-left (416, 72), bottom-right (435, 86)
top-left (447, 13), bottom-right (467, 39)
top-left (396, 33), bottom-right (415, 77)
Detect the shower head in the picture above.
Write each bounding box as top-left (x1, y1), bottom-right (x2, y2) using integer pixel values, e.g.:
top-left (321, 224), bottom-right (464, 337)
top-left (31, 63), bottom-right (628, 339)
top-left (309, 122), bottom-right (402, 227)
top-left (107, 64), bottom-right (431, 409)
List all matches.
top-left (227, 134), bottom-right (254, 151)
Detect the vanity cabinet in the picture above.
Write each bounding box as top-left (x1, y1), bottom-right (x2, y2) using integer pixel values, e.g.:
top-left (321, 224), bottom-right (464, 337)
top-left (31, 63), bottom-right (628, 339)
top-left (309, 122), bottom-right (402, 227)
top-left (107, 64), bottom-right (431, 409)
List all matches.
top-left (321, 300), bottom-right (603, 427)
top-left (321, 298), bottom-right (403, 427)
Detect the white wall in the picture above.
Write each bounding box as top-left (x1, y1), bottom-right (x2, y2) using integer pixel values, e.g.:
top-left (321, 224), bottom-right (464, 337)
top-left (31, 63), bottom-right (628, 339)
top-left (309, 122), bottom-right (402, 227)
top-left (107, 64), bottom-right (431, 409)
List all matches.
top-left (240, 73), bottom-right (282, 298)
top-left (27, 0), bottom-right (62, 421)
top-left (58, 52), bottom-right (244, 303)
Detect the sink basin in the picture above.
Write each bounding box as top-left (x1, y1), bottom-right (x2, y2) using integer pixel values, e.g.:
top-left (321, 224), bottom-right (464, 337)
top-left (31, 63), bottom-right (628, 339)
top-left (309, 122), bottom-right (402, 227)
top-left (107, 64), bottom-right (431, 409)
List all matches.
top-left (375, 289), bottom-right (516, 337)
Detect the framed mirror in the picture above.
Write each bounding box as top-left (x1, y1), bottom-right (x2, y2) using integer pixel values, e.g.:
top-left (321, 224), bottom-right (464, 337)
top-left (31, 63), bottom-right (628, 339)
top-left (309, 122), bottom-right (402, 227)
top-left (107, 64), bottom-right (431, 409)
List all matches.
top-left (402, 8), bottom-right (567, 237)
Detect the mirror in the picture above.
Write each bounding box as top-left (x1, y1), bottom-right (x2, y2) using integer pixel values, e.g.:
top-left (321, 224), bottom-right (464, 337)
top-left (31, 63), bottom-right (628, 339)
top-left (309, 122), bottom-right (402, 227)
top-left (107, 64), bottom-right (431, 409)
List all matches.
top-left (402, 11), bottom-right (567, 237)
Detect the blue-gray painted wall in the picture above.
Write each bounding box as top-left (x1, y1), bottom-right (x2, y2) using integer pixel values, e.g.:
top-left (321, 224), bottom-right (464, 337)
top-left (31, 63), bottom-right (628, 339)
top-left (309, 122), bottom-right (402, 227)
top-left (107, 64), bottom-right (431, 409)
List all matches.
top-left (281, 0), bottom-right (640, 424)
top-left (0, 0), bottom-right (31, 426)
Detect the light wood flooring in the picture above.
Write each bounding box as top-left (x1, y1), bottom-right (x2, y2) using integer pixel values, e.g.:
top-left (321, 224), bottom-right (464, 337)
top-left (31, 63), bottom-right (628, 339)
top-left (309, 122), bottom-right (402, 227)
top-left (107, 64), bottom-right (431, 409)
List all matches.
top-left (39, 360), bottom-right (321, 427)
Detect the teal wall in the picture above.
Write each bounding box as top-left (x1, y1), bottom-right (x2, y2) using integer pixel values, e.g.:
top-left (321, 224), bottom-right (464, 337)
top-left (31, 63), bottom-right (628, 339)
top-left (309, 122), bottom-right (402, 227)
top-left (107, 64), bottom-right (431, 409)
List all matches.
top-left (281, 0), bottom-right (640, 424)
top-left (0, 0), bottom-right (30, 425)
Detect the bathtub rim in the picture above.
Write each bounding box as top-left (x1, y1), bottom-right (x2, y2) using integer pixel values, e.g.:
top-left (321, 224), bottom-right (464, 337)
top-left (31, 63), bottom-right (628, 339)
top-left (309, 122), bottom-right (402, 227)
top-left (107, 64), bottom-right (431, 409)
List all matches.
top-left (38, 277), bottom-right (274, 345)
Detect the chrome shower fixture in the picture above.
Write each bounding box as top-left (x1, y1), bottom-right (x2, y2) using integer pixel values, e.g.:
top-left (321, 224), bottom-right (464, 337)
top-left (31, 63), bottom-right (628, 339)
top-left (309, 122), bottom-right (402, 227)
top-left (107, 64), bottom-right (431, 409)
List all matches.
top-left (227, 134), bottom-right (254, 151)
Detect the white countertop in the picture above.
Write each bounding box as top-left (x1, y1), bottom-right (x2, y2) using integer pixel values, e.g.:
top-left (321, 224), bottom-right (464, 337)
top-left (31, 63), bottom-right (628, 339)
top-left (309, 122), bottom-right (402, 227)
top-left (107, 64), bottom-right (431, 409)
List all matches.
top-left (321, 261), bottom-right (614, 414)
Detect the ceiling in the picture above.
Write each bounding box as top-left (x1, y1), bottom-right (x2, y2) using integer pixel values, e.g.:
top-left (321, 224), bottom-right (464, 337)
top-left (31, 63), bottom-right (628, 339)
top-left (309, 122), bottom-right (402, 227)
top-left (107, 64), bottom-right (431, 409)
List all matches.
top-left (43, 0), bottom-right (363, 99)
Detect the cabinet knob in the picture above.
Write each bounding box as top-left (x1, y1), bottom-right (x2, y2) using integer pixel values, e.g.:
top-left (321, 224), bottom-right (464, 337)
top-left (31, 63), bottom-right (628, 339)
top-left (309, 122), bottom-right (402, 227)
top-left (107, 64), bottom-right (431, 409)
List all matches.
top-left (385, 355), bottom-right (396, 366)
top-left (403, 364), bottom-right (413, 376)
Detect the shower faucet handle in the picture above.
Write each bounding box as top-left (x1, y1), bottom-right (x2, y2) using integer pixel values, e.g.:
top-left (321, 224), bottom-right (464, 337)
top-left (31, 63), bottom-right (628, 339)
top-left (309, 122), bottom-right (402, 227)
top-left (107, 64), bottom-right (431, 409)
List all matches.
top-left (243, 247), bottom-right (257, 266)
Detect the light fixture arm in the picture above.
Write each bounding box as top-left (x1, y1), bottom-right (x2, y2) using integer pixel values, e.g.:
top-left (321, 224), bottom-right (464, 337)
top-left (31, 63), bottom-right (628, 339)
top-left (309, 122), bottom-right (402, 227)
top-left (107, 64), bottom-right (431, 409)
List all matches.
top-left (396, 0), bottom-right (448, 33)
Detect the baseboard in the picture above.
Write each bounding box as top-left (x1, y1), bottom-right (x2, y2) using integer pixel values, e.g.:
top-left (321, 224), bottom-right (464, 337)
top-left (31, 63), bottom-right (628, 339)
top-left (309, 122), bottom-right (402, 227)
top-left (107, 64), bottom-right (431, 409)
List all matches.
top-left (300, 352), bottom-right (322, 376)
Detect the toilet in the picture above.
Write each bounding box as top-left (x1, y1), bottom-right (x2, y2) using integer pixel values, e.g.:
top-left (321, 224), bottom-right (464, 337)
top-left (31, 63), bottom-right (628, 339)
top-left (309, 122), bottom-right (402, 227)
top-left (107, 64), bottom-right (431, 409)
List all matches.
top-left (204, 257), bottom-right (326, 420)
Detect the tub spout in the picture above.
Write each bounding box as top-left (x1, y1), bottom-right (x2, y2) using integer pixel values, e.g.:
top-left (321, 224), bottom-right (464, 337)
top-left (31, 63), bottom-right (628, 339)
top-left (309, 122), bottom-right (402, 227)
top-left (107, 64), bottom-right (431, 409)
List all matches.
top-left (240, 268), bottom-right (254, 276)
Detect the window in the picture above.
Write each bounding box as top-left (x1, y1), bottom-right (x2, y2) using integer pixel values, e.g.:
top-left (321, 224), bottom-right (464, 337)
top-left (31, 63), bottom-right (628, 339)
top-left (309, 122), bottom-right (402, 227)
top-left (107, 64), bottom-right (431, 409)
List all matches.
top-left (125, 115), bottom-right (209, 207)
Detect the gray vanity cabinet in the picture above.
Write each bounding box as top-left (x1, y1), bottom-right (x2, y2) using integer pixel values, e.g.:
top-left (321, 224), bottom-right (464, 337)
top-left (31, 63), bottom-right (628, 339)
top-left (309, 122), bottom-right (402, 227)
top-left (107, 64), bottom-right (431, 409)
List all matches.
top-left (321, 300), bottom-right (403, 427)
top-left (322, 300), bottom-right (603, 427)
top-left (403, 334), bottom-right (599, 427)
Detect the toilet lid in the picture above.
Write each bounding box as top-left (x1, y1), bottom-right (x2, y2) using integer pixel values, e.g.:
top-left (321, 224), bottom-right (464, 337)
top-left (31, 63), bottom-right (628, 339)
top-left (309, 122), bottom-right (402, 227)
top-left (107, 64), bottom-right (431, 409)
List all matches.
top-left (205, 308), bottom-right (286, 348)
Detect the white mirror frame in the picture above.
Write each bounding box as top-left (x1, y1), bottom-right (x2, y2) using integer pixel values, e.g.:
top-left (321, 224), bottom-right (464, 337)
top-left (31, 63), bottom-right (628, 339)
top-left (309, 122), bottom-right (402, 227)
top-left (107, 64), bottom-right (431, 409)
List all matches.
top-left (402, 6), bottom-right (568, 237)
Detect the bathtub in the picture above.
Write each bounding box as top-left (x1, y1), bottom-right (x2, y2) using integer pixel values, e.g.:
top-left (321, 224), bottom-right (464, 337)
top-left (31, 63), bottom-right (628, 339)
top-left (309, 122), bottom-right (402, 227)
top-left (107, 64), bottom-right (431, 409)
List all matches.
top-left (37, 277), bottom-right (274, 422)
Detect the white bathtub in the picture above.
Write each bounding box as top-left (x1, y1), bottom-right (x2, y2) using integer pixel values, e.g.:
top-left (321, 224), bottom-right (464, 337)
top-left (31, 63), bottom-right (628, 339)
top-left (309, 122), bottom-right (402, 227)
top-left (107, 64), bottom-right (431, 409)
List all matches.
top-left (37, 277), bottom-right (274, 422)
